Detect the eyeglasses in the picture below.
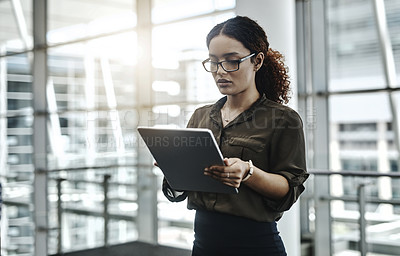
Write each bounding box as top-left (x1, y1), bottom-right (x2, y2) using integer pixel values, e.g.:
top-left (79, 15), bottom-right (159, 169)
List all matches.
top-left (202, 52), bottom-right (256, 73)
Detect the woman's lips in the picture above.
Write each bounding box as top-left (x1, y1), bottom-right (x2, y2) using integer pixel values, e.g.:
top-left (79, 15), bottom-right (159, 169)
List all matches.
top-left (217, 79), bottom-right (232, 87)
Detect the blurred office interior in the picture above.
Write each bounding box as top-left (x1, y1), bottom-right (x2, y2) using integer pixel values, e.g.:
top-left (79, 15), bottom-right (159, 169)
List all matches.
top-left (1, 0), bottom-right (400, 255)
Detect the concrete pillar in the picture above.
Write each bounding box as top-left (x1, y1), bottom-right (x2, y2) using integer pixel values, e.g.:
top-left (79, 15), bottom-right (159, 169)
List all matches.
top-left (236, 0), bottom-right (298, 109)
top-left (235, 1), bottom-right (300, 255)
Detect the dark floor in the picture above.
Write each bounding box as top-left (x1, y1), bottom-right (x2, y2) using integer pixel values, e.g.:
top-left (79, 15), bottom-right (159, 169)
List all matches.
top-left (52, 241), bottom-right (192, 256)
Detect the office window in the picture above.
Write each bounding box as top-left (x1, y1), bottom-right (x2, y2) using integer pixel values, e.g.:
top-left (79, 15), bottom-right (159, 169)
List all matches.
top-left (1, 1), bottom-right (139, 255)
top-left (152, 0), bottom-right (235, 24)
top-left (1, 0), bottom-right (236, 255)
top-left (326, 0), bottom-right (400, 254)
top-left (47, 0), bottom-right (137, 45)
top-left (0, 0), bottom-right (33, 53)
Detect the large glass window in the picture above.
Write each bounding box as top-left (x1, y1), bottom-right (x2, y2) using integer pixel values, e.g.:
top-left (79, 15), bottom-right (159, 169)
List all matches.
top-left (151, 0), bottom-right (235, 24)
top-left (1, 1), bottom-right (139, 255)
top-left (0, 0), bottom-right (33, 53)
top-left (328, 0), bottom-right (386, 92)
top-left (1, 0), bottom-right (236, 255)
top-left (1, 52), bottom-right (34, 255)
top-left (47, 0), bottom-right (137, 45)
top-left (327, 0), bottom-right (400, 92)
top-left (298, 0), bottom-right (400, 255)
top-left (327, 0), bottom-right (400, 255)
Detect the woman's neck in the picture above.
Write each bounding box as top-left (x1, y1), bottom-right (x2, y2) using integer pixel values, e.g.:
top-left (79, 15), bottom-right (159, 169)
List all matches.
top-left (225, 89), bottom-right (260, 111)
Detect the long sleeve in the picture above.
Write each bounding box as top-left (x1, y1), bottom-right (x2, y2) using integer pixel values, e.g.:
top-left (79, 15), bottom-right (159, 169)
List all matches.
top-left (162, 177), bottom-right (188, 202)
top-left (263, 109), bottom-right (309, 212)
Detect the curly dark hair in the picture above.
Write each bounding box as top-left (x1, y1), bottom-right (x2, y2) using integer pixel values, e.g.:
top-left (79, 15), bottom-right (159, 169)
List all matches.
top-left (206, 16), bottom-right (291, 104)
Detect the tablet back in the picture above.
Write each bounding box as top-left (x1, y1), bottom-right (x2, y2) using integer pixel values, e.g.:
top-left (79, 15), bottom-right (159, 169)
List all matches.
top-left (138, 127), bottom-right (238, 194)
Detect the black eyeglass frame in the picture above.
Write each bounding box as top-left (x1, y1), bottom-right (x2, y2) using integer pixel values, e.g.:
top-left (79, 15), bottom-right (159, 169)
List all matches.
top-left (202, 52), bottom-right (256, 73)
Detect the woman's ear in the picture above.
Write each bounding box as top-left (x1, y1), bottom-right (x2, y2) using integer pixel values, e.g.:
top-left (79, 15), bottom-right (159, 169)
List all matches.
top-left (254, 52), bottom-right (265, 71)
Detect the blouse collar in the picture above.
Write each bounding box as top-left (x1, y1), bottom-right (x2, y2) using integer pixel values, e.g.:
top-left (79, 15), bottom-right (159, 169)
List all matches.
top-left (210, 94), bottom-right (267, 127)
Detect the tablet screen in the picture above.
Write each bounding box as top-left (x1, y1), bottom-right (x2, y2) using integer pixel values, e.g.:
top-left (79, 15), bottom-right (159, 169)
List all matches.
top-left (138, 127), bottom-right (238, 194)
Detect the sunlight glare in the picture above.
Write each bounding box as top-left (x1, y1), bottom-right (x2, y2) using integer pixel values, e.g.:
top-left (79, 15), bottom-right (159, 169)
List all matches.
top-left (152, 81), bottom-right (180, 96)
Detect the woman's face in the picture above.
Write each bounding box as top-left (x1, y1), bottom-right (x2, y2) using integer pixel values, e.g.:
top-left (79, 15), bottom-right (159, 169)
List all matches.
top-left (208, 35), bottom-right (259, 96)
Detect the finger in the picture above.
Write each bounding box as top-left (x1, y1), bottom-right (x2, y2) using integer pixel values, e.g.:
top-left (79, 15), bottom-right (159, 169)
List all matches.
top-left (224, 157), bottom-right (239, 167)
top-left (217, 171), bottom-right (238, 180)
top-left (204, 169), bottom-right (228, 179)
top-left (204, 170), bottom-right (221, 180)
top-left (207, 170), bottom-right (227, 179)
top-left (205, 170), bottom-right (240, 188)
top-left (223, 158), bottom-right (230, 166)
top-left (208, 165), bottom-right (226, 173)
top-left (210, 166), bottom-right (238, 178)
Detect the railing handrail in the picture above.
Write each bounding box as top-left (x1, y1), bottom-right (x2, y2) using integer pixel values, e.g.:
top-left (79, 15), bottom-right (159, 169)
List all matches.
top-left (308, 169), bottom-right (400, 178)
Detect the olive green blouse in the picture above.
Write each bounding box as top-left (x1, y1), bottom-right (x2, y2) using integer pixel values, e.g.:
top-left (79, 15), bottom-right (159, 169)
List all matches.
top-left (162, 94), bottom-right (309, 222)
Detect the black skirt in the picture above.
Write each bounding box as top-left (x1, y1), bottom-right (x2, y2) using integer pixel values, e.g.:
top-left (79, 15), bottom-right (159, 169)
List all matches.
top-left (192, 210), bottom-right (287, 256)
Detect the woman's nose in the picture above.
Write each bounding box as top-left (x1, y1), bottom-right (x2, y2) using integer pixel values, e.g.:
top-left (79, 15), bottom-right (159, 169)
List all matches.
top-left (216, 63), bottom-right (227, 75)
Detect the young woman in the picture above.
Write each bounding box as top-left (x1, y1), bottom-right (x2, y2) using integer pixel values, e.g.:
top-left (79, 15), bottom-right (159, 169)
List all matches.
top-left (162, 16), bottom-right (308, 256)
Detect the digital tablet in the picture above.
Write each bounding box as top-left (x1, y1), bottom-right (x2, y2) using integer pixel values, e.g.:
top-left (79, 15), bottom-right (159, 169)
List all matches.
top-left (137, 127), bottom-right (238, 194)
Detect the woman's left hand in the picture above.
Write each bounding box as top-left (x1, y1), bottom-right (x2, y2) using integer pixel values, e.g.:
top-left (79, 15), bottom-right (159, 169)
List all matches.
top-left (204, 158), bottom-right (249, 188)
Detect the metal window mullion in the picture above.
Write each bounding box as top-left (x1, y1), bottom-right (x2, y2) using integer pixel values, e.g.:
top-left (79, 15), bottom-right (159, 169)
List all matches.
top-left (32, 0), bottom-right (48, 255)
top-left (310, 0), bottom-right (332, 255)
top-left (296, 0), bottom-right (312, 239)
